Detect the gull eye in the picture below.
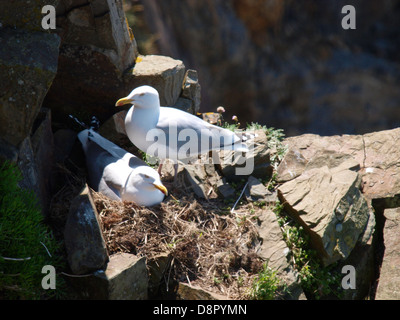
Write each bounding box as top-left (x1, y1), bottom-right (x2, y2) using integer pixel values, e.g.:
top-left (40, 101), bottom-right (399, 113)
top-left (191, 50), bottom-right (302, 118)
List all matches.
top-left (144, 174), bottom-right (150, 179)
top-left (138, 93), bottom-right (145, 97)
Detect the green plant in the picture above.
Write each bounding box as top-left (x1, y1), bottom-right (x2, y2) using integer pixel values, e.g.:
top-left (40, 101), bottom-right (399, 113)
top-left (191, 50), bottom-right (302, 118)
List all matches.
top-left (249, 262), bottom-right (280, 300)
top-left (167, 238), bottom-right (183, 249)
top-left (0, 161), bottom-right (65, 299)
top-left (221, 121), bottom-right (287, 181)
top-left (245, 122), bottom-right (265, 131)
top-left (273, 201), bottom-right (343, 299)
top-left (246, 122), bottom-right (288, 170)
top-left (138, 150), bottom-right (159, 169)
top-left (222, 122), bottom-right (240, 132)
top-left (254, 200), bottom-right (266, 208)
top-left (266, 127), bottom-right (287, 169)
top-left (213, 277), bottom-right (222, 285)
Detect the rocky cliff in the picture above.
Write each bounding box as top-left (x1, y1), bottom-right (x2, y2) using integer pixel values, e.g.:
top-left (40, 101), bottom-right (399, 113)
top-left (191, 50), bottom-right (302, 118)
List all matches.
top-left (0, 0), bottom-right (196, 213)
top-left (139, 0), bottom-right (400, 136)
top-left (1, 0), bottom-right (400, 300)
top-left (277, 128), bottom-right (400, 299)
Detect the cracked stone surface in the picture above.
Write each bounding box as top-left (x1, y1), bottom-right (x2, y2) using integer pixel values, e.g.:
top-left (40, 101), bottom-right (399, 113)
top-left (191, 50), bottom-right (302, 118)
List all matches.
top-left (278, 128), bottom-right (400, 200)
top-left (375, 208), bottom-right (400, 300)
top-left (278, 164), bottom-right (371, 266)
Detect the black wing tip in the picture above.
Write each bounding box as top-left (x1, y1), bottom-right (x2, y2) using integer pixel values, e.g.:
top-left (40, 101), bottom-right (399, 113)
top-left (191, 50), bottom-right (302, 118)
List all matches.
top-left (69, 115), bottom-right (100, 131)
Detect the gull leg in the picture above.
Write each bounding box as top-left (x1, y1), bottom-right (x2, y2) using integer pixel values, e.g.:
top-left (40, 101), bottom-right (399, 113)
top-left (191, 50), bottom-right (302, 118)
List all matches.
top-left (158, 159), bottom-right (164, 176)
top-left (173, 163), bottom-right (179, 185)
top-left (211, 150), bottom-right (222, 173)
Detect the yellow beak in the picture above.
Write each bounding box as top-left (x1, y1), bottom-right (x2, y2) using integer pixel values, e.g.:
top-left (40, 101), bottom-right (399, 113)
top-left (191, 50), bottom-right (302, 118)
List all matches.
top-left (115, 97), bottom-right (133, 107)
top-left (153, 183), bottom-right (168, 196)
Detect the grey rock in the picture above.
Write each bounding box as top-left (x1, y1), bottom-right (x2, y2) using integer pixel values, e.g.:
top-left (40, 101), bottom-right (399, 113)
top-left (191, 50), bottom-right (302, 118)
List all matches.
top-left (361, 128), bottom-right (400, 199)
top-left (278, 166), bottom-right (371, 266)
top-left (338, 216), bottom-right (376, 300)
top-left (322, 202), bottom-right (376, 300)
top-left (16, 112), bottom-right (56, 215)
top-left (282, 133), bottom-right (365, 167)
top-left (375, 208), bottom-right (400, 300)
top-left (306, 151), bottom-right (360, 173)
top-left (56, 0), bottom-right (137, 72)
top-left (71, 253), bottom-right (148, 300)
top-left (219, 129), bottom-right (272, 180)
top-left (0, 28), bottom-right (60, 147)
top-left (161, 159), bottom-right (222, 200)
top-left (64, 184), bottom-right (109, 274)
top-left (17, 137), bottom-right (39, 196)
top-left (30, 108), bottom-right (55, 214)
top-left (172, 97), bottom-right (195, 115)
top-left (181, 69), bottom-right (201, 114)
top-left (201, 112), bottom-right (222, 125)
top-left (281, 128), bottom-right (400, 200)
top-left (277, 148), bottom-right (360, 184)
top-left (44, 0), bottom-right (138, 126)
top-left (243, 129), bottom-right (272, 178)
top-left (95, 253), bottom-right (148, 300)
top-left (216, 178), bottom-right (236, 199)
top-left (183, 165), bottom-right (209, 199)
top-left (176, 282), bottom-right (229, 300)
top-left (245, 175), bottom-right (275, 203)
top-left (128, 54), bottom-right (186, 107)
top-left (0, 0), bottom-right (59, 32)
top-left (276, 148), bottom-right (308, 183)
top-left (359, 203), bottom-right (376, 246)
top-left (43, 44), bottom-right (126, 125)
top-left (255, 209), bottom-right (305, 300)
top-left (147, 253), bottom-right (171, 298)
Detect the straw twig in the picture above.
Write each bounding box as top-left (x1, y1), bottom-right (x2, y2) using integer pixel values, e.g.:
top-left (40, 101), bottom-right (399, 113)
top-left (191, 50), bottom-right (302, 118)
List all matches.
top-left (92, 189), bottom-right (263, 299)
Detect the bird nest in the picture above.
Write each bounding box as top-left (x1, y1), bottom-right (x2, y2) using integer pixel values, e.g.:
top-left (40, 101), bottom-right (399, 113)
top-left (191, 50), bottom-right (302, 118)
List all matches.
top-left (92, 186), bottom-right (265, 299)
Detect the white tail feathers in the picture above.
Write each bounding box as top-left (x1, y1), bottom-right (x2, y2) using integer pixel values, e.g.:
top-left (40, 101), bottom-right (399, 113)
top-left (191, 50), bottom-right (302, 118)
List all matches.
top-left (236, 131), bottom-right (258, 142)
top-left (219, 141), bottom-right (249, 152)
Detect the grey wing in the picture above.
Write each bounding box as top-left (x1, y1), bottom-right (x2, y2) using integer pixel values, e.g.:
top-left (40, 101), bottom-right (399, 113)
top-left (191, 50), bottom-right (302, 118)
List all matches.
top-left (157, 107), bottom-right (240, 156)
top-left (82, 137), bottom-right (126, 199)
top-left (84, 142), bottom-right (118, 188)
top-left (87, 129), bottom-right (129, 159)
top-left (127, 154), bottom-right (148, 169)
top-left (98, 177), bottom-right (122, 201)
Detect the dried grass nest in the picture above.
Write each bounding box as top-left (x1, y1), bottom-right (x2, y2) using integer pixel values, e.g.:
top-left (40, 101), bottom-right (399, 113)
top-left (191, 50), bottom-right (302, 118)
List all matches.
top-left (92, 184), bottom-right (266, 299)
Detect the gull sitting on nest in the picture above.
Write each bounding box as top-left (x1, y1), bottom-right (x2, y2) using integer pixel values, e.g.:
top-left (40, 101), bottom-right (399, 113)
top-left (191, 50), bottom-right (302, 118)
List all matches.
top-left (78, 128), bottom-right (168, 206)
